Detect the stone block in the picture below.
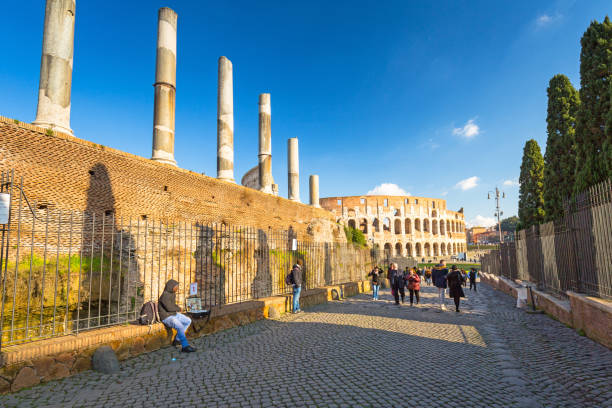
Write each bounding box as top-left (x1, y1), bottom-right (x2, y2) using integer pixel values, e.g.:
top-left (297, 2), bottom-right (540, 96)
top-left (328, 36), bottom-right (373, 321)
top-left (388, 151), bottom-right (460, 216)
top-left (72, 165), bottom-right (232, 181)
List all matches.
top-left (54, 352), bottom-right (75, 367)
top-left (91, 346), bottom-right (120, 374)
top-left (11, 367), bottom-right (40, 392)
top-left (32, 356), bottom-right (55, 379)
top-left (268, 306), bottom-right (280, 319)
top-left (129, 337), bottom-right (146, 357)
top-left (42, 362), bottom-right (70, 382)
top-left (0, 376), bottom-right (10, 394)
top-left (72, 356), bottom-right (91, 373)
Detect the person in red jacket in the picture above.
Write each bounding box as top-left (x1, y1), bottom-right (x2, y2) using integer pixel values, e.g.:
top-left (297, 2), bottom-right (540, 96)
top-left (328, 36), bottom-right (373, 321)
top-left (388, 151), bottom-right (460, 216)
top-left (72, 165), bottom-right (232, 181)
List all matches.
top-left (406, 267), bottom-right (421, 306)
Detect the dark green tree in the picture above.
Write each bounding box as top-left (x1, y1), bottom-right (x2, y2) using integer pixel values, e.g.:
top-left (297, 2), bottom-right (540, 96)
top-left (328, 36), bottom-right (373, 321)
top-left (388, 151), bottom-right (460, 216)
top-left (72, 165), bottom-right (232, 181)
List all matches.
top-left (499, 216), bottom-right (519, 232)
top-left (574, 16), bottom-right (612, 194)
top-left (518, 140), bottom-right (546, 229)
top-left (543, 74), bottom-right (580, 220)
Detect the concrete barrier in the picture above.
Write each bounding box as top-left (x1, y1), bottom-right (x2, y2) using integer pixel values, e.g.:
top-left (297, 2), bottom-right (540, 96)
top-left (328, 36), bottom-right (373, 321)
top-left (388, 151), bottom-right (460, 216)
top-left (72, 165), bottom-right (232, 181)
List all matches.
top-left (0, 280), bottom-right (372, 393)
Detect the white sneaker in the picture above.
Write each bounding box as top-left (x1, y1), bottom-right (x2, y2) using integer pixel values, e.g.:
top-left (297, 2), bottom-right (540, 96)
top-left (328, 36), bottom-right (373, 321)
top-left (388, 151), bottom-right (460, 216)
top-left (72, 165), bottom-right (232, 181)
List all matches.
top-left (441, 305), bottom-right (447, 311)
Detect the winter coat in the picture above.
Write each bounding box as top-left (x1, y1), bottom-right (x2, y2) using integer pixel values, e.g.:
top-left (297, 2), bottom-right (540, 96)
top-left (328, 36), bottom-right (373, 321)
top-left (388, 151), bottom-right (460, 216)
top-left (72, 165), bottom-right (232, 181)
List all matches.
top-left (447, 270), bottom-right (465, 298)
top-left (368, 269), bottom-right (382, 285)
top-left (431, 266), bottom-right (449, 288)
top-left (406, 274), bottom-right (421, 291)
top-left (388, 268), bottom-right (404, 289)
top-left (158, 279), bottom-right (181, 321)
top-left (291, 264), bottom-right (303, 287)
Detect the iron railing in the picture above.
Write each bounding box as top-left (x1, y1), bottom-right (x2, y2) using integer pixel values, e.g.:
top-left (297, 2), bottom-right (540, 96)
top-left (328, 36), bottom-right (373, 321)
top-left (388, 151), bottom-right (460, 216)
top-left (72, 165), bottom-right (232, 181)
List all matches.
top-left (0, 170), bottom-right (376, 349)
top-left (481, 178), bottom-right (612, 300)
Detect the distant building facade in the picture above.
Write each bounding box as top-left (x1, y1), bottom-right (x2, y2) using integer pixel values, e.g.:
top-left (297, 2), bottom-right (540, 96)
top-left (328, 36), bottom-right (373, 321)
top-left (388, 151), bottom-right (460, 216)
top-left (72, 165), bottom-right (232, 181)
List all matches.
top-left (320, 195), bottom-right (467, 258)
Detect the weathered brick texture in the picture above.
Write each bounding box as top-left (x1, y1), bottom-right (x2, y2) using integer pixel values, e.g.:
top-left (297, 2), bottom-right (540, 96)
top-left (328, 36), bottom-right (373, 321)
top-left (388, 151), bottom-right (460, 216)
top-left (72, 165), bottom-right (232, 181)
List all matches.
top-left (0, 116), bottom-right (342, 242)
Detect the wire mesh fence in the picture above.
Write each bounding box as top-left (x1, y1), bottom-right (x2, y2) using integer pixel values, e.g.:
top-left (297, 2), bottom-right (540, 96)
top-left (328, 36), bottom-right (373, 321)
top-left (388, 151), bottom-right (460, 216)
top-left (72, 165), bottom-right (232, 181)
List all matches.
top-left (0, 170), bottom-right (377, 348)
top-left (481, 178), bottom-right (612, 300)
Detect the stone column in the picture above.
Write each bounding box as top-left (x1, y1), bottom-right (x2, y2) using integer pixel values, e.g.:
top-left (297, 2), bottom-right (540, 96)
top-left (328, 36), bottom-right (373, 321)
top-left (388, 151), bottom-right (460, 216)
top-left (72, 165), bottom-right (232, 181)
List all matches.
top-left (217, 56), bottom-right (234, 182)
top-left (258, 93), bottom-right (273, 193)
top-left (287, 138), bottom-right (300, 202)
top-left (309, 175), bottom-right (320, 207)
top-left (151, 7), bottom-right (178, 166)
top-left (33, 0), bottom-right (76, 135)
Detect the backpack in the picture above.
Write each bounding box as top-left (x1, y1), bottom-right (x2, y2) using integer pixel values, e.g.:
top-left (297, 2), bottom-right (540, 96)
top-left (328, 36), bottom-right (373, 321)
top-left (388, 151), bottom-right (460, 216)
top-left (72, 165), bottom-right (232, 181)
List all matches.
top-left (138, 301), bottom-right (160, 325)
top-left (285, 271), bottom-right (294, 286)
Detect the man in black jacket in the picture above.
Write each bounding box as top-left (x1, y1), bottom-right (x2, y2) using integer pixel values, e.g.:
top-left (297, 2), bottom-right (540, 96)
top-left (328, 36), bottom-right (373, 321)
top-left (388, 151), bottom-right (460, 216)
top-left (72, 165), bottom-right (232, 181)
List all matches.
top-left (291, 259), bottom-right (303, 313)
top-left (158, 279), bottom-right (196, 353)
top-left (431, 260), bottom-right (449, 311)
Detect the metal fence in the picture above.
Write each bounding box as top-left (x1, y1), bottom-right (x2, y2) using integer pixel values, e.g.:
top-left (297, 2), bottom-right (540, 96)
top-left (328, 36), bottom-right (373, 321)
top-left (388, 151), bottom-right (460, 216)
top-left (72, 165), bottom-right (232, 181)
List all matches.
top-left (0, 170), bottom-right (376, 349)
top-left (481, 178), bottom-right (612, 300)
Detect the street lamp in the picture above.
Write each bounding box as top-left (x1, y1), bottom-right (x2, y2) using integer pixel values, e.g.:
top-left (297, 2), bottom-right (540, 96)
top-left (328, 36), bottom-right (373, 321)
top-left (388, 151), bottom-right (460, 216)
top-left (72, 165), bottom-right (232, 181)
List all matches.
top-left (488, 187), bottom-right (505, 244)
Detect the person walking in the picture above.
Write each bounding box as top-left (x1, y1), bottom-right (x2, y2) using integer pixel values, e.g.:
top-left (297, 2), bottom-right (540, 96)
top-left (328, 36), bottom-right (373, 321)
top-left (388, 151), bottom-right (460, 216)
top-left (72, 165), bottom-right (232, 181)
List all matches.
top-left (368, 266), bottom-right (382, 300)
top-left (469, 268), bottom-right (478, 292)
top-left (431, 260), bottom-right (449, 310)
top-left (424, 268), bottom-right (432, 286)
top-left (389, 263), bottom-right (405, 305)
top-left (289, 259), bottom-right (303, 313)
top-left (447, 265), bottom-right (466, 312)
top-left (406, 268), bottom-right (421, 306)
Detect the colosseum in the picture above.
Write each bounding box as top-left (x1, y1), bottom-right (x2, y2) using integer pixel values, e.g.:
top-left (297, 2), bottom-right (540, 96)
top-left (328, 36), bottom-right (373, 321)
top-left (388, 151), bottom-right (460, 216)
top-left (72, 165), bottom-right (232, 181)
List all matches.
top-left (320, 195), bottom-right (467, 259)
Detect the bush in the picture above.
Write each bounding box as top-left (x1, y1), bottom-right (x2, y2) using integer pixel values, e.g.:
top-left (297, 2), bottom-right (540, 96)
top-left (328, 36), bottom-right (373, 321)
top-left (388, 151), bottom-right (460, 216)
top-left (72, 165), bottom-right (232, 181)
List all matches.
top-left (344, 226), bottom-right (367, 247)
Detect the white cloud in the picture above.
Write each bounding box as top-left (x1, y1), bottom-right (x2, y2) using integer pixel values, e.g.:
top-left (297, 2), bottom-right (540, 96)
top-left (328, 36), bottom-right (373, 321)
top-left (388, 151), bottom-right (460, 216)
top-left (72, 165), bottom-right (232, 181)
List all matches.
top-left (467, 215), bottom-right (496, 228)
top-left (452, 119), bottom-right (480, 139)
top-left (536, 14), bottom-right (552, 26)
top-left (454, 176), bottom-right (479, 191)
top-left (441, 191), bottom-right (448, 196)
top-left (367, 183), bottom-right (410, 196)
top-left (503, 179), bottom-right (519, 187)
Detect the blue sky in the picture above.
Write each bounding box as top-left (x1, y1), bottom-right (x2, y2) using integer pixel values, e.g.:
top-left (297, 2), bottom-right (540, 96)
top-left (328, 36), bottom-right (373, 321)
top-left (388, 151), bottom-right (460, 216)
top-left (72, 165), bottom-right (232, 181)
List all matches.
top-left (1, 1), bottom-right (609, 227)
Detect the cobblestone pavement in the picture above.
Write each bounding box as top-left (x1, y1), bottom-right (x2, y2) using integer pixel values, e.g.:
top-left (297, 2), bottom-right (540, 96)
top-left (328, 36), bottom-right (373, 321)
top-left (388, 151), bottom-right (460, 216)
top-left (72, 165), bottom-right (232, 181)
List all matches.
top-left (2, 283), bottom-right (611, 407)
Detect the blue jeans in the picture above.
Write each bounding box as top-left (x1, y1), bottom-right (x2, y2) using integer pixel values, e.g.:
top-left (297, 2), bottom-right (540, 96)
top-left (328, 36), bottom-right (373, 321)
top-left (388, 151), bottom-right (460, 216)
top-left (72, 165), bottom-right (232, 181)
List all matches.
top-left (163, 313), bottom-right (192, 347)
top-left (372, 284), bottom-right (380, 300)
top-left (293, 285), bottom-right (302, 312)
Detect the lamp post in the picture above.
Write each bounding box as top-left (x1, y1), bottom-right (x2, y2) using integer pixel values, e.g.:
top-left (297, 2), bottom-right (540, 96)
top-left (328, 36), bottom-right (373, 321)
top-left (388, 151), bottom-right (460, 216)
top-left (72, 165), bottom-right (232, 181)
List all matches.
top-left (488, 187), bottom-right (505, 244)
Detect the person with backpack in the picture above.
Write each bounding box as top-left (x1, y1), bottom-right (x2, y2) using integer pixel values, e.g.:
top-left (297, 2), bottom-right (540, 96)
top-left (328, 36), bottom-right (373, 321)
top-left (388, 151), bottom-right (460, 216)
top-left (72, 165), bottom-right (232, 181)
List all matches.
top-left (367, 266), bottom-right (382, 300)
top-left (406, 267), bottom-right (421, 306)
top-left (288, 259), bottom-right (303, 313)
top-left (447, 265), bottom-right (466, 312)
top-left (158, 279), bottom-right (196, 353)
top-left (469, 268), bottom-right (478, 291)
top-left (431, 260), bottom-right (449, 310)
top-left (389, 263), bottom-right (405, 305)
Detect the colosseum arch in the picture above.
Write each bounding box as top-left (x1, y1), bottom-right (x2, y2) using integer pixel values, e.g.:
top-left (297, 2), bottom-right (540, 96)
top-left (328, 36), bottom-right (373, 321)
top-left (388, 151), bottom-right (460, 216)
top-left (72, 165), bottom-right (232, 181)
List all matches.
top-left (383, 218), bottom-right (391, 232)
top-left (384, 243), bottom-right (392, 257)
top-left (447, 243), bottom-right (452, 255)
top-left (406, 242), bottom-right (412, 257)
top-left (373, 218), bottom-right (380, 232)
top-left (395, 242), bottom-right (403, 256)
top-left (452, 243), bottom-right (456, 254)
top-left (423, 219), bottom-right (430, 233)
top-left (348, 219), bottom-right (356, 229)
top-left (414, 218), bottom-right (421, 232)
top-left (432, 210), bottom-right (437, 218)
top-left (394, 219), bottom-right (402, 234)
top-left (415, 242), bottom-right (422, 257)
top-left (405, 218), bottom-right (412, 234)
top-left (446, 220), bottom-right (451, 235)
top-left (433, 243), bottom-right (439, 257)
top-left (432, 219), bottom-right (438, 235)
top-left (359, 218), bottom-right (368, 233)
top-left (440, 220), bottom-right (445, 235)
top-left (424, 243), bottom-right (431, 257)
top-left (441, 243), bottom-right (446, 256)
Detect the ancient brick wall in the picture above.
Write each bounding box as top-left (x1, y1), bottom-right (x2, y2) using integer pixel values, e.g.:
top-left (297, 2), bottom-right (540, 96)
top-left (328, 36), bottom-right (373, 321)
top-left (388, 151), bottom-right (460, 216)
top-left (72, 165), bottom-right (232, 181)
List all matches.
top-left (0, 116), bottom-right (342, 242)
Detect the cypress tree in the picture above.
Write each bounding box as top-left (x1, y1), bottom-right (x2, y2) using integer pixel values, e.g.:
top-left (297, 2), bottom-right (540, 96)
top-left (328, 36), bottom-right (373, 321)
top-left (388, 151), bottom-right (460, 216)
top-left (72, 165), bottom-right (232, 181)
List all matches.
top-left (543, 74), bottom-right (580, 221)
top-left (518, 140), bottom-right (546, 229)
top-left (574, 16), bottom-right (612, 194)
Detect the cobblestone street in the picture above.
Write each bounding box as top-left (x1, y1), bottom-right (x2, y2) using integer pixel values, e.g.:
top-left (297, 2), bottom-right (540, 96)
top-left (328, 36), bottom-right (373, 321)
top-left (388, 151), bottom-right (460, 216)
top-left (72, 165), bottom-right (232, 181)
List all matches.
top-left (1, 283), bottom-right (611, 408)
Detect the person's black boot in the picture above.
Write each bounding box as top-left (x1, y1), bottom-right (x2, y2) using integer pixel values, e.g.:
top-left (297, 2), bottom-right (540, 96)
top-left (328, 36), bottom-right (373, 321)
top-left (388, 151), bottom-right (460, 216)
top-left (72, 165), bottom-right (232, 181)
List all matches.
top-left (181, 345), bottom-right (197, 353)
